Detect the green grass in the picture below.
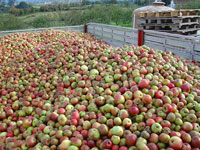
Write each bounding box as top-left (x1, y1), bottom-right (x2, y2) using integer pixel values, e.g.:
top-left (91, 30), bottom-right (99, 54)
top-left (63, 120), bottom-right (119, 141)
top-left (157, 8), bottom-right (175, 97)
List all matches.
top-left (17, 11), bottom-right (68, 28)
top-left (1, 4), bottom-right (135, 31)
top-left (110, 21), bottom-right (132, 28)
top-left (16, 10), bottom-right (132, 29)
top-left (121, 24), bottom-right (132, 27)
top-left (18, 11), bottom-right (64, 21)
top-left (32, 5), bottom-right (41, 9)
top-left (1, 10), bottom-right (132, 30)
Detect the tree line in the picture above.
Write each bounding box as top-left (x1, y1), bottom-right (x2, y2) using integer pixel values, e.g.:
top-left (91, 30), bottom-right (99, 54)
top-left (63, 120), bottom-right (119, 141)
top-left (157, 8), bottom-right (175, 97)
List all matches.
top-left (0, 0), bottom-right (133, 16)
top-left (0, 4), bottom-right (137, 31)
top-left (0, 0), bottom-right (171, 16)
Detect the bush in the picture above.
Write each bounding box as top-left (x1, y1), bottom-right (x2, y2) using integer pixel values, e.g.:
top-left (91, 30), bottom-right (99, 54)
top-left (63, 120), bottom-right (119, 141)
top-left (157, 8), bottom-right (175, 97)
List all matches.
top-left (40, 5), bottom-right (48, 12)
top-left (180, 0), bottom-right (200, 9)
top-left (58, 5), bottom-right (111, 26)
top-left (82, 5), bottom-right (110, 24)
top-left (1, 4), bottom-right (137, 30)
top-left (177, 0), bottom-right (200, 15)
top-left (0, 14), bottom-right (26, 30)
top-left (16, 1), bottom-right (30, 9)
top-left (31, 16), bottom-right (51, 28)
top-left (57, 4), bottom-right (136, 26)
top-left (19, 9), bottom-right (24, 15)
top-left (9, 7), bottom-right (20, 16)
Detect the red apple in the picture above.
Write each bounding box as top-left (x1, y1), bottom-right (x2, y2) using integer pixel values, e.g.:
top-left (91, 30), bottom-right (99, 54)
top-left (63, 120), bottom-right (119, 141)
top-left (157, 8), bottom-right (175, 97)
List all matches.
top-left (142, 94), bottom-right (152, 104)
top-left (181, 83), bottom-right (191, 92)
top-left (147, 143), bottom-right (158, 150)
top-left (126, 134), bottom-right (137, 146)
top-left (191, 136), bottom-right (200, 148)
top-left (128, 106), bottom-right (139, 116)
top-left (138, 79), bottom-right (149, 88)
top-left (102, 139), bottom-right (112, 149)
top-left (169, 136), bottom-right (183, 150)
top-left (155, 90), bottom-right (164, 99)
top-left (146, 119), bottom-right (155, 127)
top-left (182, 143), bottom-right (191, 150)
top-left (163, 104), bottom-right (173, 113)
top-left (149, 133), bottom-right (159, 143)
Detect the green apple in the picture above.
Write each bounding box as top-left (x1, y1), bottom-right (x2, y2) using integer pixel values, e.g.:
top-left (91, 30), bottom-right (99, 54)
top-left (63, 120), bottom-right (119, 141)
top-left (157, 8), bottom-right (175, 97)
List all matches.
top-left (81, 65), bottom-right (88, 71)
top-left (111, 135), bottom-right (120, 145)
top-left (195, 103), bottom-right (200, 112)
top-left (68, 145), bottom-right (79, 150)
top-left (59, 140), bottom-right (71, 149)
top-left (88, 128), bottom-right (100, 141)
top-left (151, 123), bottom-right (162, 134)
top-left (111, 126), bottom-right (124, 137)
top-left (105, 75), bottom-right (114, 83)
top-left (175, 118), bottom-right (183, 126)
top-left (58, 114), bottom-right (67, 126)
top-left (166, 112), bottom-right (176, 122)
top-left (136, 115), bottom-right (144, 122)
top-left (90, 69), bottom-right (99, 76)
top-left (180, 108), bottom-right (189, 117)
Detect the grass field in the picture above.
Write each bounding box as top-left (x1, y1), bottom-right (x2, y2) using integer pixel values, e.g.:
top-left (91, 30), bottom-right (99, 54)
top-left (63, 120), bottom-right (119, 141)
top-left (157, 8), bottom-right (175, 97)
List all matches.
top-left (18, 10), bottom-right (81, 21)
top-left (0, 4), bottom-right (135, 31)
top-left (10, 10), bottom-right (76, 29)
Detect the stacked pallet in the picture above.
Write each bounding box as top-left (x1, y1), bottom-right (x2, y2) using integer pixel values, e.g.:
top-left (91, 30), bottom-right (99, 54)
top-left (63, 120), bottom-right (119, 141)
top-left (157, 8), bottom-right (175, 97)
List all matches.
top-left (135, 9), bottom-right (200, 35)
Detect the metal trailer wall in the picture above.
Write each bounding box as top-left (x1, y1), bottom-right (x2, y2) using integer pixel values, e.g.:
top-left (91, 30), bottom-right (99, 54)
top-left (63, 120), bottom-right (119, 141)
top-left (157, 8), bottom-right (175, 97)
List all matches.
top-left (87, 23), bottom-right (138, 47)
top-left (143, 30), bottom-right (200, 60)
top-left (0, 23), bottom-right (199, 61)
top-left (0, 25), bottom-right (84, 36)
top-left (86, 23), bottom-right (200, 61)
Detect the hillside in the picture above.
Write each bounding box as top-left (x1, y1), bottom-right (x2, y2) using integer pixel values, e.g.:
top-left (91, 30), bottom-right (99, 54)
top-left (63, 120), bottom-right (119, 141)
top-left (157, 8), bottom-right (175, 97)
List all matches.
top-left (16, 0), bottom-right (134, 4)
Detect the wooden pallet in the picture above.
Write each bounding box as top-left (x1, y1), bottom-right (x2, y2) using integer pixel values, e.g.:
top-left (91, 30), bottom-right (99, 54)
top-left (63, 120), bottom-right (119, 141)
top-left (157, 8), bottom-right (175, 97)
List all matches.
top-left (179, 24), bottom-right (198, 30)
top-left (181, 17), bottom-right (199, 23)
top-left (135, 9), bottom-right (199, 35)
top-left (137, 18), bottom-right (181, 25)
top-left (137, 9), bottom-right (199, 18)
top-left (137, 22), bottom-right (198, 30)
top-left (180, 15), bottom-right (199, 19)
top-left (139, 23), bottom-right (198, 32)
top-left (137, 16), bottom-right (198, 25)
top-left (179, 22), bottom-right (199, 27)
top-left (179, 9), bottom-right (199, 16)
top-left (177, 28), bottom-right (198, 35)
top-left (138, 10), bottom-right (179, 18)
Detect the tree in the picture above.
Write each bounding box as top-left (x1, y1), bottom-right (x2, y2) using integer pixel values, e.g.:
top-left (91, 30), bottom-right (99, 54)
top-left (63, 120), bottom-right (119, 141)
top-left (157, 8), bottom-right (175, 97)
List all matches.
top-left (135, 0), bottom-right (146, 6)
top-left (58, 4), bottom-right (64, 10)
top-left (0, 0), bottom-right (6, 5)
top-left (8, 0), bottom-right (16, 7)
top-left (16, 1), bottom-right (30, 9)
top-left (8, 7), bottom-right (19, 15)
top-left (0, 14), bottom-right (25, 30)
top-left (82, 0), bottom-right (90, 5)
top-left (19, 9), bottom-right (24, 15)
top-left (162, 0), bottom-right (171, 5)
top-left (32, 16), bottom-right (51, 28)
top-left (124, 1), bottom-right (130, 7)
top-left (121, 8), bottom-right (133, 24)
top-left (0, 0), bottom-right (7, 13)
top-left (40, 5), bottom-right (48, 12)
top-left (0, 0), bottom-right (5, 8)
top-left (110, 5), bottom-right (123, 25)
top-left (110, 0), bottom-right (118, 4)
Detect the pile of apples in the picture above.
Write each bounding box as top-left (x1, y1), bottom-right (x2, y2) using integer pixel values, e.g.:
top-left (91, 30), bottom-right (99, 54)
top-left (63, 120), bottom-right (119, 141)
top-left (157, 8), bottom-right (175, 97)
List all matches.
top-left (0, 30), bottom-right (200, 150)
